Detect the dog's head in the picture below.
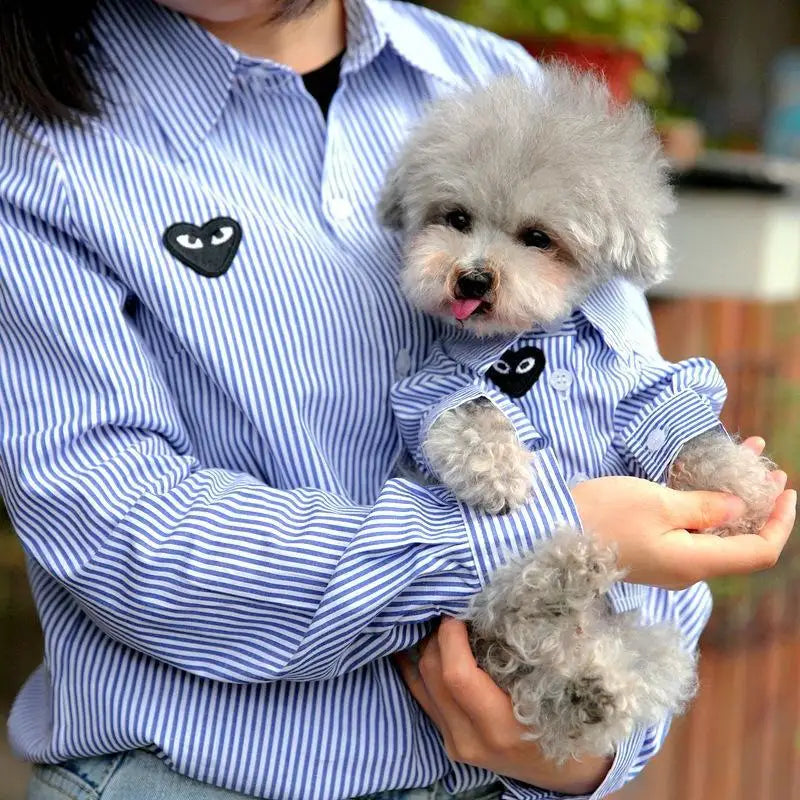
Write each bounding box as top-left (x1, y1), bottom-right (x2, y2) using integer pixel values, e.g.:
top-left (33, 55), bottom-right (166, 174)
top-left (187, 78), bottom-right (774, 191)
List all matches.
top-left (378, 65), bottom-right (674, 336)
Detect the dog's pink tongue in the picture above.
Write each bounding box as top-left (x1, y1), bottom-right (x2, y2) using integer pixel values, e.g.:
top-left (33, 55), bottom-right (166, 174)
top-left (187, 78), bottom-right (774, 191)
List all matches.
top-left (451, 299), bottom-right (482, 321)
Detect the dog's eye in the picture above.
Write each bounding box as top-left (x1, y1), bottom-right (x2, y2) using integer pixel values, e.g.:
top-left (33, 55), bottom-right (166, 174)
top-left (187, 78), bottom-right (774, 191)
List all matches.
top-left (444, 209), bottom-right (472, 233)
top-left (520, 229), bottom-right (551, 249)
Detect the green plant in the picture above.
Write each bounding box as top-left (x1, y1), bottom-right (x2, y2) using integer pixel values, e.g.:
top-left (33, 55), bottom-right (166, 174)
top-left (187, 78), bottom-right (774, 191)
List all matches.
top-left (444, 0), bottom-right (701, 100)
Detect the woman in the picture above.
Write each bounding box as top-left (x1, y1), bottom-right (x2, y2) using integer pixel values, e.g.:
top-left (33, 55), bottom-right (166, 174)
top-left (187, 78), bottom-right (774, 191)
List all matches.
top-left (0, 2), bottom-right (794, 799)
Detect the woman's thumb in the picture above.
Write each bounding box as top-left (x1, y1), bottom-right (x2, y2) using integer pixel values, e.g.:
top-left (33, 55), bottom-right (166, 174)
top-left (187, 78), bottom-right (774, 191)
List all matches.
top-left (666, 488), bottom-right (746, 531)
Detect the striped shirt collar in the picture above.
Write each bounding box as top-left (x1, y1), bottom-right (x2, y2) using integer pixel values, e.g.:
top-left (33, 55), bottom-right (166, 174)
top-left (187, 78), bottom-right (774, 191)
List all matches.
top-left (93, 0), bottom-right (466, 158)
top-left (580, 278), bottom-right (648, 357)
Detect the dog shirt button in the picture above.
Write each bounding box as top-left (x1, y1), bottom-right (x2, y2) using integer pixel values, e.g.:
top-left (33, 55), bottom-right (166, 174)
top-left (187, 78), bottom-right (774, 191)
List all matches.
top-left (328, 197), bottom-right (353, 221)
top-left (646, 428), bottom-right (667, 452)
top-left (548, 368), bottom-right (573, 392)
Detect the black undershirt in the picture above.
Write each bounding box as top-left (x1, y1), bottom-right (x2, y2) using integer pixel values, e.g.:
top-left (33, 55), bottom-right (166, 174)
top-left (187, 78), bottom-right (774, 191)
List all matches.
top-left (301, 50), bottom-right (345, 121)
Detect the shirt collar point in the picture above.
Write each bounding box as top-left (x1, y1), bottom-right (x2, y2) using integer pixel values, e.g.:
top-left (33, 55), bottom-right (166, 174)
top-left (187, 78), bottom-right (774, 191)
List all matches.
top-left (366, 0), bottom-right (469, 90)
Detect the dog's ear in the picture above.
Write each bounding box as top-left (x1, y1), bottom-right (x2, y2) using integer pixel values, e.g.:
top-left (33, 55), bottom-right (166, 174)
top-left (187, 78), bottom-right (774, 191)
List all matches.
top-left (537, 64), bottom-right (675, 288)
top-left (603, 207), bottom-right (672, 288)
top-left (597, 99), bottom-right (675, 287)
top-left (376, 162), bottom-right (407, 230)
top-left (626, 219), bottom-right (671, 287)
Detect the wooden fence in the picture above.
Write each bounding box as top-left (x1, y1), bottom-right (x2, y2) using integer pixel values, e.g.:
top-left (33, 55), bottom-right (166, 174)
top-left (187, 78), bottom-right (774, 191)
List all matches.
top-left (617, 297), bottom-right (800, 799)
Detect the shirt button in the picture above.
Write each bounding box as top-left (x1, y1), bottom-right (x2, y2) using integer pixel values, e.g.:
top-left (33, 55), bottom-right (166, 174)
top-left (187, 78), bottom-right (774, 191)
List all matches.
top-left (548, 368), bottom-right (573, 392)
top-left (394, 348), bottom-right (412, 378)
top-left (646, 428), bottom-right (667, 452)
top-left (569, 472), bottom-right (590, 487)
top-left (328, 197), bottom-right (353, 221)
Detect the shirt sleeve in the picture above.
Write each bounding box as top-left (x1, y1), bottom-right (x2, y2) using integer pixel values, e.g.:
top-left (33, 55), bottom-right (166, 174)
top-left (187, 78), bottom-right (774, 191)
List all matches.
top-left (613, 355), bottom-right (728, 483)
top-left (392, 340), bottom-right (542, 476)
top-left (0, 180), bottom-right (582, 686)
top-left (497, 580), bottom-right (713, 800)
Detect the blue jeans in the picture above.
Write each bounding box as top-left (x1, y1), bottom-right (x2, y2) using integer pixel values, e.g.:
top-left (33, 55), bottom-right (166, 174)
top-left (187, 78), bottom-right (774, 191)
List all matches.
top-left (27, 750), bottom-right (503, 800)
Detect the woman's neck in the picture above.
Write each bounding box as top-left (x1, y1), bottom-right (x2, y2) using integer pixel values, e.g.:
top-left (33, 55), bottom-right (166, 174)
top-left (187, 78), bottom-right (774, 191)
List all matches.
top-left (196, 0), bottom-right (346, 73)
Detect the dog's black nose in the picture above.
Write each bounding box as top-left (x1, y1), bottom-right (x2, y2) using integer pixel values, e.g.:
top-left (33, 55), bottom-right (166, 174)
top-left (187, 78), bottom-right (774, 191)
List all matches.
top-left (456, 271), bottom-right (493, 299)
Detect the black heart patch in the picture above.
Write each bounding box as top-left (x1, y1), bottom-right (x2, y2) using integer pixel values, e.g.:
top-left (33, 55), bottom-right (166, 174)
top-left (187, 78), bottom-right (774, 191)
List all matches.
top-left (486, 346), bottom-right (546, 398)
top-left (163, 217), bottom-right (242, 277)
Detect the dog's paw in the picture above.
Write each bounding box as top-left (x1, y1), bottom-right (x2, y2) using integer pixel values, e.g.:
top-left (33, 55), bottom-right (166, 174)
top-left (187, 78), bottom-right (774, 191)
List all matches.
top-left (476, 615), bottom-right (696, 763)
top-left (669, 431), bottom-right (778, 536)
top-left (423, 399), bottom-right (534, 513)
top-left (498, 659), bottom-right (624, 763)
top-left (468, 537), bottom-right (696, 762)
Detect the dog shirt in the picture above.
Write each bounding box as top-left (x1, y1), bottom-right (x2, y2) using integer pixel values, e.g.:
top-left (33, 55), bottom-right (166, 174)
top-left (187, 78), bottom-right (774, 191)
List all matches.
top-left (392, 276), bottom-right (726, 521)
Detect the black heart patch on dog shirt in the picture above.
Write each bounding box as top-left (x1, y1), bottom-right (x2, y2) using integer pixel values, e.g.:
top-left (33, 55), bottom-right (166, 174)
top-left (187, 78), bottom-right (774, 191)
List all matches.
top-left (487, 346), bottom-right (546, 398)
top-left (163, 217), bottom-right (242, 277)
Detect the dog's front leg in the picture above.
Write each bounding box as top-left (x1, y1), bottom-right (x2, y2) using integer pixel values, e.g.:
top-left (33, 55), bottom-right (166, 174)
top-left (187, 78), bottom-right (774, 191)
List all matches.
top-left (668, 430), bottom-right (778, 536)
top-left (423, 397), bottom-right (535, 513)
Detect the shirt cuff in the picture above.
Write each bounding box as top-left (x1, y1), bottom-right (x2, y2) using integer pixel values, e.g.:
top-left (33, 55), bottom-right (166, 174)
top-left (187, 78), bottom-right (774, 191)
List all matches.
top-left (623, 389), bottom-right (724, 482)
top-left (605, 581), bottom-right (648, 615)
top-left (419, 382), bottom-right (543, 475)
top-left (458, 446), bottom-right (581, 585)
top-left (499, 727), bottom-right (647, 800)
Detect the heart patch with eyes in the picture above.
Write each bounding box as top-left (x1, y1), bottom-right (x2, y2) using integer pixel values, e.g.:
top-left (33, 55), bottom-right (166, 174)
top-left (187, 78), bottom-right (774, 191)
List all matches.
top-left (163, 217), bottom-right (242, 277)
top-left (486, 345), bottom-right (546, 398)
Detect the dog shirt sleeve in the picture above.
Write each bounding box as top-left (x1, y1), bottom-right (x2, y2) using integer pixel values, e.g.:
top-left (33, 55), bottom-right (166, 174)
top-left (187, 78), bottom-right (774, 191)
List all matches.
top-left (392, 340), bottom-right (542, 478)
top-left (611, 354), bottom-right (728, 483)
top-left (495, 579), bottom-right (712, 800)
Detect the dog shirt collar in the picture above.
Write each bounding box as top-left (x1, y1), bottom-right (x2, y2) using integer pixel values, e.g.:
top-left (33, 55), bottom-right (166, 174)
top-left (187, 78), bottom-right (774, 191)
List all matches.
top-left (580, 278), bottom-right (657, 359)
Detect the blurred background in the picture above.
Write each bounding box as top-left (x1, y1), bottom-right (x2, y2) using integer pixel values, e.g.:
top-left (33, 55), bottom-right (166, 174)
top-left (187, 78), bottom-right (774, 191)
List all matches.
top-left (3, 0), bottom-right (800, 798)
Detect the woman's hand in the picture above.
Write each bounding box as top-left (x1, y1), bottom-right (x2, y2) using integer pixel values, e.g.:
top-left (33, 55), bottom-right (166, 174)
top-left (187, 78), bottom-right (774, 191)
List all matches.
top-left (571, 437), bottom-right (795, 589)
top-left (393, 617), bottom-right (613, 795)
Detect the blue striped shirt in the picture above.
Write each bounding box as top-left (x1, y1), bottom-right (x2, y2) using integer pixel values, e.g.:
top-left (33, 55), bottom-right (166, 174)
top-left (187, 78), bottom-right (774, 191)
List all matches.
top-left (0, 1), bottom-right (713, 798)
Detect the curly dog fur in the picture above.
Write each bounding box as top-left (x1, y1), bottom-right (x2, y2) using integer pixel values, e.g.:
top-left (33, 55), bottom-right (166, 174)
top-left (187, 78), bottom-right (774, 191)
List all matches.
top-left (467, 528), bottom-right (697, 762)
top-left (669, 431), bottom-right (777, 536)
top-left (424, 399), bottom-right (536, 513)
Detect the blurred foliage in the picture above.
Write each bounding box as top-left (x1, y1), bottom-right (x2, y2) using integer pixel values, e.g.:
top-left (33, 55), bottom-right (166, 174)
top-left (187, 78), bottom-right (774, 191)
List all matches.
top-left (447, 0), bottom-right (700, 69)
top-left (437, 0), bottom-right (701, 103)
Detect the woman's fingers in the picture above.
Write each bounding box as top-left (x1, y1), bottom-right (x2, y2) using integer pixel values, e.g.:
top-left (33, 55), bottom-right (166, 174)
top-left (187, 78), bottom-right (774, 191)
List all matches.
top-left (663, 487), bottom-right (747, 532)
top-left (686, 489), bottom-right (796, 577)
top-left (435, 618), bottom-right (521, 744)
top-left (770, 470), bottom-right (788, 488)
top-left (416, 631), bottom-right (475, 744)
top-left (395, 630), bottom-right (481, 763)
top-left (752, 487), bottom-right (796, 557)
top-left (393, 648), bottom-right (447, 732)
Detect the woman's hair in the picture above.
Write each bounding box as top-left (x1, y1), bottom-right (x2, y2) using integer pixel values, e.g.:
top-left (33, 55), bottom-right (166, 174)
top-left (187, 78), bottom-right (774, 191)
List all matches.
top-left (0, 0), bottom-right (100, 126)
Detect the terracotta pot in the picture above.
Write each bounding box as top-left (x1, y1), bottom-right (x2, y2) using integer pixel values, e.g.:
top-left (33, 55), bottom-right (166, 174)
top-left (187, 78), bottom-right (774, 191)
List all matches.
top-left (516, 36), bottom-right (642, 103)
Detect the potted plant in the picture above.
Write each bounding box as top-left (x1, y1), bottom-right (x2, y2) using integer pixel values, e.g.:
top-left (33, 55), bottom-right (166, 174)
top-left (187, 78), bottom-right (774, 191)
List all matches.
top-left (437, 0), bottom-right (701, 104)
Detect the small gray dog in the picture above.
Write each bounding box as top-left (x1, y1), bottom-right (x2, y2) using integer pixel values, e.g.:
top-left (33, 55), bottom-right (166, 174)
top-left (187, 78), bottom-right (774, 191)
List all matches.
top-left (380, 66), bottom-right (778, 762)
